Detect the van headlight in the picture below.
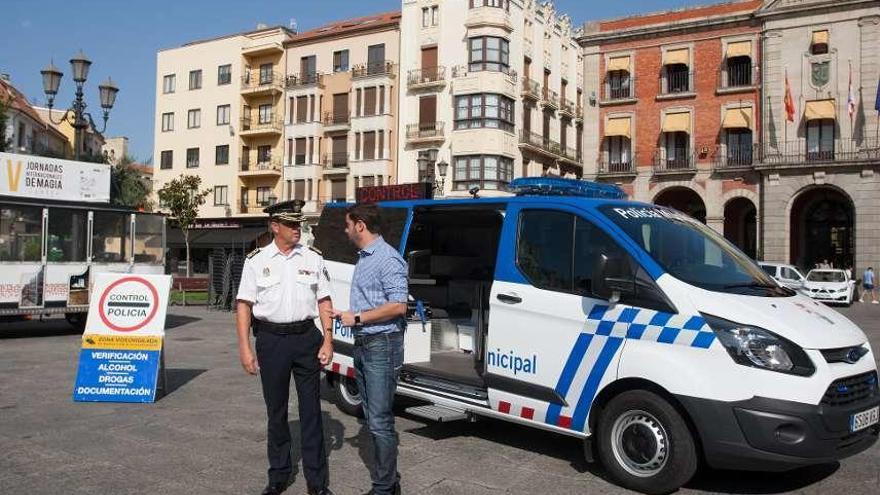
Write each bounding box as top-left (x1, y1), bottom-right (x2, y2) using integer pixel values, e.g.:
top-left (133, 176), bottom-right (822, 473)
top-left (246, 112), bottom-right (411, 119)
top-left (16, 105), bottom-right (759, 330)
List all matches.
top-left (703, 315), bottom-right (815, 376)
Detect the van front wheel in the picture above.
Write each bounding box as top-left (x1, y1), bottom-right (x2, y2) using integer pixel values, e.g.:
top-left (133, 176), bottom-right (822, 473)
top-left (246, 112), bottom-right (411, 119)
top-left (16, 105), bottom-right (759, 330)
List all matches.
top-left (596, 390), bottom-right (697, 495)
top-left (331, 374), bottom-right (364, 418)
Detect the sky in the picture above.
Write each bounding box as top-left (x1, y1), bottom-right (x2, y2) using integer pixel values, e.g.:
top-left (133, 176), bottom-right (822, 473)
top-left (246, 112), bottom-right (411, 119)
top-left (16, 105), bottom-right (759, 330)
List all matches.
top-left (0, 0), bottom-right (712, 163)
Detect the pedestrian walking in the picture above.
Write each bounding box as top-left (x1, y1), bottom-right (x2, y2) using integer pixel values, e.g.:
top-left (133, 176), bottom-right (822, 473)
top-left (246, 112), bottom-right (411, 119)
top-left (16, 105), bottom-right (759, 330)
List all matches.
top-left (236, 200), bottom-right (336, 495)
top-left (860, 266), bottom-right (877, 304)
top-left (332, 204), bottom-right (408, 495)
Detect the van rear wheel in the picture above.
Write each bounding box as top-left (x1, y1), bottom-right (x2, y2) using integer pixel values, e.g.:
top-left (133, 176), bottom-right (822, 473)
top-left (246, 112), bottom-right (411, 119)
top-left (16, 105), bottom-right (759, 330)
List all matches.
top-left (596, 390), bottom-right (697, 495)
top-left (331, 374), bottom-right (364, 418)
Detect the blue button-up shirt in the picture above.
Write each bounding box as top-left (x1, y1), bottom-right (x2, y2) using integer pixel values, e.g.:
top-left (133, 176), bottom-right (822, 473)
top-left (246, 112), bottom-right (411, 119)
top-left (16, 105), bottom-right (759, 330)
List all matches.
top-left (350, 236), bottom-right (409, 335)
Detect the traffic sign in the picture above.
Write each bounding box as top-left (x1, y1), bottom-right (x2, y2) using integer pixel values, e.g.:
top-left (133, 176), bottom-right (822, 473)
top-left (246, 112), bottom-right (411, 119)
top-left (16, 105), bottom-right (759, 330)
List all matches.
top-left (86, 273), bottom-right (170, 336)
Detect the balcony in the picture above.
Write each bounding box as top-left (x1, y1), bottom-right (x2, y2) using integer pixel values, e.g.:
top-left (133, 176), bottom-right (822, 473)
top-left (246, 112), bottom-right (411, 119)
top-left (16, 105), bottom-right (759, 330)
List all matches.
top-left (560, 97), bottom-right (576, 118)
top-left (407, 66), bottom-right (446, 90)
top-left (757, 138), bottom-right (880, 169)
top-left (242, 42), bottom-right (283, 57)
top-left (239, 158), bottom-right (283, 177)
top-left (286, 73), bottom-right (324, 90)
top-left (712, 144), bottom-right (757, 170)
top-left (452, 65), bottom-right (518, 99)
top-left (519, 130), bottom-right (580, 165)
top-left (597, 158), bottom-right (637, 176)
top-left (652, 149), bottom-right (696, 174)
top-left (406, 122), bottom-right (445, 144)
top-left (322, 112), bottom-right (351, 133)
top-left (240, 117), bottom-right (283, 137)
top-left (658, 70), bottom-right (695, 99)
top-left (322, 153), bottom-right (350, 174)
top-left (239, 202), bottom-right (271, 215)
top-left (352, 61), bottom-right (395, 80)
top-left (541, 89), bottom-right (559, 110)
top-left (240, 72), bottom-right (283, 97)
top-left (600, 76), bottom-right (636, 105)
top-left (521, 78), bottom-right (541, 101)
top-left (717, 64), bottom-right (759, 93)
top-left (465, 5), bottom-right (513, 32)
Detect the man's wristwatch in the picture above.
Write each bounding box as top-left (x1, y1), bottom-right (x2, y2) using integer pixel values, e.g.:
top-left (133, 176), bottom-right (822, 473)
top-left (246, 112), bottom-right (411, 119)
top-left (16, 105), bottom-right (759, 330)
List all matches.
top-left (354, 312), bottom-right (363, 327)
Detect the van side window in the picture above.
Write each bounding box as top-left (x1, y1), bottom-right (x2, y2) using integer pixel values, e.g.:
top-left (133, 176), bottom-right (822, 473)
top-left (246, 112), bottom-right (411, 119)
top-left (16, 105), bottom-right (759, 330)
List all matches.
top-left (573, 217), bottom-right (633, 296)
top-left (517, 210), bottom-right (574, 293)
top-left (314, 206), bottom-right (409, 264)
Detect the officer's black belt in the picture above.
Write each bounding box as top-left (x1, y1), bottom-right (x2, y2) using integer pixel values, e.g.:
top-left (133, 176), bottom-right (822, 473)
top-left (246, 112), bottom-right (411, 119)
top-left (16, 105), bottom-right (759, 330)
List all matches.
top-left (253, 319), bottom-right (314, 335)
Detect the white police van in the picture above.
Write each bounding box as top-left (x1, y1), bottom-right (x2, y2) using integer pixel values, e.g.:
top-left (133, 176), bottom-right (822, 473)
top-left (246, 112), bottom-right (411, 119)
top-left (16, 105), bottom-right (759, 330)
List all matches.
top-left (315, 178), bottom-right (878, 494)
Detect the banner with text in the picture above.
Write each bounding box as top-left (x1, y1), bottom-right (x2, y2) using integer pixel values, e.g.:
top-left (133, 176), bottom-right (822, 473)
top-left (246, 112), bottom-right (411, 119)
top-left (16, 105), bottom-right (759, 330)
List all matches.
top-left (1, 151), bottom-right (110, 203)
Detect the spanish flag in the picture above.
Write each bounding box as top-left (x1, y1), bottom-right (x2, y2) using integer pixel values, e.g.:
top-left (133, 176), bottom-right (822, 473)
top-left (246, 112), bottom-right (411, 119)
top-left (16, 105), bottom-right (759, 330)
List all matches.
top-left (784, 70), bottom-right (795, 123)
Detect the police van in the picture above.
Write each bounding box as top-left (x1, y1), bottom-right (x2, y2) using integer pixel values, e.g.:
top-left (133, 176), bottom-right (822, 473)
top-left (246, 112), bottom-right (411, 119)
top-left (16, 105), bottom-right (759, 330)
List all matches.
top-left (314, 178), bottom-right (878, 494)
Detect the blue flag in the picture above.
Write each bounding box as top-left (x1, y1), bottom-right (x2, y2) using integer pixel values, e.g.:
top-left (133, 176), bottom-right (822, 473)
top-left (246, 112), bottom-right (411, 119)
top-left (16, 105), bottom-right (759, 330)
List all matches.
top-left (876, 75), bottom-right (880, 113)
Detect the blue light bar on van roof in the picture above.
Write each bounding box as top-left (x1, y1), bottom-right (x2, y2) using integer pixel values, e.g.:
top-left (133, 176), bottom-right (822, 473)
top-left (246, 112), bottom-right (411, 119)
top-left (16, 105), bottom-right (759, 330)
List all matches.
top-left (508, 177), bottom-right (627, 200)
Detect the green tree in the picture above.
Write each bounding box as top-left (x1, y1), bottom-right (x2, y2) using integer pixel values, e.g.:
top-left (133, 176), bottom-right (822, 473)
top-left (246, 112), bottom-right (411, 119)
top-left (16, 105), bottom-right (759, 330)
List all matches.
top-left (110, 155), bottom-right (153, 211)
top-left (157, 174), bottom-right (211, 277)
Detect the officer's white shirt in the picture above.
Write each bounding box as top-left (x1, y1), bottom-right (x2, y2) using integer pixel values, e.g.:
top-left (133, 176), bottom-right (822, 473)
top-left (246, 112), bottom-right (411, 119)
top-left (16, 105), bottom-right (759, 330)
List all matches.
top-left (236, 241), bottom-right (331, 323)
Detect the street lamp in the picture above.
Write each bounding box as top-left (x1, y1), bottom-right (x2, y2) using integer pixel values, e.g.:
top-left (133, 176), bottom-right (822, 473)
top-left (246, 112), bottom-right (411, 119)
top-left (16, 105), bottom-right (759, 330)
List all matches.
top-left (40, 50), bottom-right (119, 161)
top-left (418, 155), bottom-right (448, 196)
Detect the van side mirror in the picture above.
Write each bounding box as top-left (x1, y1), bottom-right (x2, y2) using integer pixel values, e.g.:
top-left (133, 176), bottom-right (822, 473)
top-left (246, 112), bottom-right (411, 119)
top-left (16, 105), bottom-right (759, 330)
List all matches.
top-left (593, 255), bottom-right (636, 303)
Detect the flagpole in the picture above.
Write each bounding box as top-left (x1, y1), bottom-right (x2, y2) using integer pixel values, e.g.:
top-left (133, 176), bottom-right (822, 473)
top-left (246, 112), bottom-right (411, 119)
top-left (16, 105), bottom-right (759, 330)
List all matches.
top-left (784, 68), bottom-right (788, 146)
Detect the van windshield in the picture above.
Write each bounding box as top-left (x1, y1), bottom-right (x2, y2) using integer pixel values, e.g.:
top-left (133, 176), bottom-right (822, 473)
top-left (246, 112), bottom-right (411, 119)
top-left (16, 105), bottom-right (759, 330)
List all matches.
top-left (600, 205), bottom-right (792, 296)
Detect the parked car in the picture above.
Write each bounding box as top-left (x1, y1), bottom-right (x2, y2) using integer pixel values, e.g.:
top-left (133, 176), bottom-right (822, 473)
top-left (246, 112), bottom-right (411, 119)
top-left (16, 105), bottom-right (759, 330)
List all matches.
top-left (758, 262), bottom-right (808, 292)
top-left (803, 269), bottom-right (856, 306)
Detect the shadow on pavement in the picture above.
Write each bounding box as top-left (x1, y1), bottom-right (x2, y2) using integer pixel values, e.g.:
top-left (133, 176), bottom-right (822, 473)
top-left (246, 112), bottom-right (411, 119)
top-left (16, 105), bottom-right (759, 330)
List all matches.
top-left (286, 411), bottom-right (347, 486)
top-left (686, 463), bottom-right (840, 493)
top-left (161, 368), bottom-right (208, 396)
top-left (0, 317), bottom-right (79, 339)
top-left (164, 314), bottom-right (203, 329)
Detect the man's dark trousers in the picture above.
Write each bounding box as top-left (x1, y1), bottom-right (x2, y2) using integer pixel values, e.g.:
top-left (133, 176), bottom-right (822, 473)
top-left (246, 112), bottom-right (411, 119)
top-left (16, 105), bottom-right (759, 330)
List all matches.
top-left (256, 327), bottom-right (328, 491)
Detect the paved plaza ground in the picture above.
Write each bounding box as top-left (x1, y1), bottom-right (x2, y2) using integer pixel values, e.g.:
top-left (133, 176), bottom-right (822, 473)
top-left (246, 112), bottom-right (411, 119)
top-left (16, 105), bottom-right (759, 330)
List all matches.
top-left (1, 304), bottom-right (878, 494)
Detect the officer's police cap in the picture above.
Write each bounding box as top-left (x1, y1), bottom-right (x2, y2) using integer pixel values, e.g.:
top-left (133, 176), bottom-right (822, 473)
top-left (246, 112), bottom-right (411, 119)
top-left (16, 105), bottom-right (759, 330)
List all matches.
top-left (265, 199), bottom-right (305, 224)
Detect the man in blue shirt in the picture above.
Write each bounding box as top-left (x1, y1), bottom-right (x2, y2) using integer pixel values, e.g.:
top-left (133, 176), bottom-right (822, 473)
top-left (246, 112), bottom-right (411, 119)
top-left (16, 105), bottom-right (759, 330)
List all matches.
top-left (860, 266), bottom-right (877, 304)
top-left (333, 203), bottom-right (408, 495)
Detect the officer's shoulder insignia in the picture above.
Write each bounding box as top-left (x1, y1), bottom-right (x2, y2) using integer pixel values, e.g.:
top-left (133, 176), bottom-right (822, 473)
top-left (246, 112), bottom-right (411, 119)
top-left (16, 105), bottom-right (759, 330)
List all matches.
top-left (308, 246), bottom-right (322, 256)
top-left (246, 248), bottom-right (261, 259)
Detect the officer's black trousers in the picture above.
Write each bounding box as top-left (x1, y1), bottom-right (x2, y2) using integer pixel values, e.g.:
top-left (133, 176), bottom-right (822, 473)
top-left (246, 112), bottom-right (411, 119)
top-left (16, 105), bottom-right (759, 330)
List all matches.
top-left (255, 328), bottom-right (328, 490)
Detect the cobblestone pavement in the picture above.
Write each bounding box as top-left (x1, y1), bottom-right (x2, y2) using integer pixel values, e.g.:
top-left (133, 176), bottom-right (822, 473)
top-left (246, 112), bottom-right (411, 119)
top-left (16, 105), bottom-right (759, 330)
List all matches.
top-left (1, 304), bottom-right (878, 494)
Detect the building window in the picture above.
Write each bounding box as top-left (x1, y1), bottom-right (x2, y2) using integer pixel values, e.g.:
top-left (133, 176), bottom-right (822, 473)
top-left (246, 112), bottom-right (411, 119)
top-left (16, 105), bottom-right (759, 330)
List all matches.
top-left (333, 50), bottom-right (349, 72)
top-left (469, 36), bottom-right (510, 73)
top-left (606, 136), bottom-right (631, 169)
top-left (258, 104), bottom-right (273, 124)
top-left (214, 185), bottom-right (228, 206)
top-left (259, 63), bottom-right (273, 85)
top-left (294, 138), bottom-right (307, 165)
top-left (215, 145), bottom-right (229, 165)
top-left (806, 119), bottom-right (835, 161)
top-left (725, 129), bottom-right (753, 166)
top-left (664, 64), bottom-right (690, 93)
top-left (216, 104), bottom-right (230, 125)
top-left (189, 69), bottom-right (202, 90)
top-left (607, 70), bottom-right (631, 100)
top-left (186, 147), bottom-right (199, 168)
top-left (163, 74), bottom-right (175, 94)
top-left (662, 132), bottom-right (690, 169)
top-left (470, 0), bottom-right (509, 10)
top-left (810, 30), bottom-right (829, 55)
top-left (422, 5), bottom-right (439, 27)
top-left (726, 56), bottom-right (752, 87)
top-left (161, 112), bottom-right (174, 132)
top-left (454, 94), bottom-right (515, 131)
top-left (217, 64), bottom-right (232, 85)
top-left (160, 150), bottom-right (173, 170)
top-left (453, 155), bottom-right (513, 191)
top-left (257, 145), bottom-right (272, 164)
top-left (187, 109), bottom-right (201, 129)
top-left (256, 186), bottom-right (271, 206)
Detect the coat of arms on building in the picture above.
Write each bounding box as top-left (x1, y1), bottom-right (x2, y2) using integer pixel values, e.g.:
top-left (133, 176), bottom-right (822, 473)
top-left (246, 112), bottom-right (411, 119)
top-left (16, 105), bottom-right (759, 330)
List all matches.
top-left (811, 61), bottom-right (830, 87)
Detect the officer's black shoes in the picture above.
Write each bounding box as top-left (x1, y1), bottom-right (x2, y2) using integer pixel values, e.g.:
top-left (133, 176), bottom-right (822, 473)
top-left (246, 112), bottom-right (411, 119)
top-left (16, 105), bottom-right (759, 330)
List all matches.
top-left (307, 488), bottom-right (334, 495)
top-left (260, 481), bottom-right (289, 495)
top-left (360, 484), bottom-right (401, 495)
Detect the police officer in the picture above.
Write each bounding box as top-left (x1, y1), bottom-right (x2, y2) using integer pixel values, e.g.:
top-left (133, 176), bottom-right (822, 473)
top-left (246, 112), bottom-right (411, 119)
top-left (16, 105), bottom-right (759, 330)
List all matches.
top-left (236, 200), bottom-right (335, 495)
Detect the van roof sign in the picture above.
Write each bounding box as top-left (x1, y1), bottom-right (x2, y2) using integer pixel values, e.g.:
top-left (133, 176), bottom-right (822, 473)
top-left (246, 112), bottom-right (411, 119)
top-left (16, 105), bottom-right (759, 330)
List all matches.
top-left (355, 182), bottom-right (433, 204)
top-left (509, 177), bottom-right (626, 200)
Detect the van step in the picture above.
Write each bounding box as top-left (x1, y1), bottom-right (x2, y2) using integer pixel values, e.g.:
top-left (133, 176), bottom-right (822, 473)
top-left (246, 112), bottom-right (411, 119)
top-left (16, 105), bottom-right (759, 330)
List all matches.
top-left (405, 404), bottom-right (467, 423)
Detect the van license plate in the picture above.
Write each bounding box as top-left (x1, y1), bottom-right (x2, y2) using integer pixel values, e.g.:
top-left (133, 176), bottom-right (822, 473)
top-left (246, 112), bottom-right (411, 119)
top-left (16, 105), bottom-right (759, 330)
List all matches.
top-left (850, 406), bottom-right (879, 432)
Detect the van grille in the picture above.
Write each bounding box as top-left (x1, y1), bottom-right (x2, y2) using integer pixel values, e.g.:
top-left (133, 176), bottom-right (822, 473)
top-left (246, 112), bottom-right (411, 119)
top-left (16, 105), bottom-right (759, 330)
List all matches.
top-left (821, 371), bottom-right (878, 407)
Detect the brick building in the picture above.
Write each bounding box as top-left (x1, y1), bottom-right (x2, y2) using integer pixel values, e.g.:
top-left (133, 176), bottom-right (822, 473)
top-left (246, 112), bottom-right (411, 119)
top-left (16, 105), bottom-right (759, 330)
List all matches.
top-left (580, 0), bottom-right (764, 258)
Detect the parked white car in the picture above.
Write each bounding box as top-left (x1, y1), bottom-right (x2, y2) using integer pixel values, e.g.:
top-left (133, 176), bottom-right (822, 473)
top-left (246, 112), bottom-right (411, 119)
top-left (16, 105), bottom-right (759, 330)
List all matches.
top-left (758, 262), bottom-right (808, 292)
top-left (803, 269), bottom-right (856, 306)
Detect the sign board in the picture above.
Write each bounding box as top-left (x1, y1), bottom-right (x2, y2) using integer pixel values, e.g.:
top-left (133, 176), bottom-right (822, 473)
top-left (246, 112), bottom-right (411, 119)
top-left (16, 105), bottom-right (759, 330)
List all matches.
top-left (1, 151), bottom-right (110, 203)
top-left (73, 273), bottom-right (172, 403)
top-left (355, 182), bottom-right (433, 204)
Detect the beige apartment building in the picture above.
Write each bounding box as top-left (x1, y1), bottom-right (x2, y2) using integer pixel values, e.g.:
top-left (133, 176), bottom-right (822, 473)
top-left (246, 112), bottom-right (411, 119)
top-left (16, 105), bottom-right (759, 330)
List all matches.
top-left (283, 12), bottom-right (401, 218)
top-left (152, 25), bottom-right (293, 221)
top-left (398, 0), bottom-right (584, 197)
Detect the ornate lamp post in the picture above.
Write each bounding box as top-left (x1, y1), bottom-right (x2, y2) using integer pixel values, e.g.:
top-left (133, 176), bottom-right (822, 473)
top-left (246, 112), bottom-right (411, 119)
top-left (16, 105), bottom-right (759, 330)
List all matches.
top-left (40, 50), bottom-right (118, 161)
top-left (417, 155), bottom-right (449, 197)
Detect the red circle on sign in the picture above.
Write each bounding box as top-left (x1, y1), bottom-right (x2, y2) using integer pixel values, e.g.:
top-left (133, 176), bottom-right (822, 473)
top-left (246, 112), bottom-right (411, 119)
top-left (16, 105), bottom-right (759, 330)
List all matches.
top-left (98, 276), bottom-right (160, 332)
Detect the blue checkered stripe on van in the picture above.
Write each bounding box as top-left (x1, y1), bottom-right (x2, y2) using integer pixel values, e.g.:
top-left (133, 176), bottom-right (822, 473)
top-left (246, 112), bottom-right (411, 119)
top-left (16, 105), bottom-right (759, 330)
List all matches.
top-left (586, 305), bottom-right (716, 349)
